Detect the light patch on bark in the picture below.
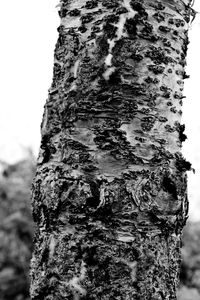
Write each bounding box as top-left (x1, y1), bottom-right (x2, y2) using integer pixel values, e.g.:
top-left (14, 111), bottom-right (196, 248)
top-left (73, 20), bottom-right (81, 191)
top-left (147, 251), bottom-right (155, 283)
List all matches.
top-left (68, 261), bottom-right (87, 299)
top-left (70, 169), bottom-right (84, 179)
top-left (104, 14), bottom-right (126, 68)
top-left (120, 123), bottom-right (135, 146)
top-left (105, 52), bottom-right (113, 66)
top-left (67, 0), bottom-right (87, 10)
top-left (103, 0), bottom-right (136, 79)
top-left (69, 82), bottom-right (77, 92)
top-left (117, 231), bottom-right (136, 242)
top-left (128, 261), bottom-right (137, 282)
top-left (103, 66), bottom-right (116, 80)
top-left (63, 16), bottom-right (81, 29)
top-left (123, 0), bottom-right (136, 16)
top-left (49, 235), bottom-right (56, 259)
top-left (72, 59), bottom-right (80, 78)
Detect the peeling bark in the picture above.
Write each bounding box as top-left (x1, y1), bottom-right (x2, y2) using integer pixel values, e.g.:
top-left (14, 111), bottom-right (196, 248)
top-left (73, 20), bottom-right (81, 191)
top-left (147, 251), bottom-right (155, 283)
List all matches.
top-left (30, 1), bottom-right (193, 299)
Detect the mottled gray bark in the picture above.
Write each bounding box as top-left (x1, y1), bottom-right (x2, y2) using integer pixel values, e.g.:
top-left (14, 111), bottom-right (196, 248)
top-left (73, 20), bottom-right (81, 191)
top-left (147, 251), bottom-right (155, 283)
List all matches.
top-left (30, 1), bottom-right (193, 299)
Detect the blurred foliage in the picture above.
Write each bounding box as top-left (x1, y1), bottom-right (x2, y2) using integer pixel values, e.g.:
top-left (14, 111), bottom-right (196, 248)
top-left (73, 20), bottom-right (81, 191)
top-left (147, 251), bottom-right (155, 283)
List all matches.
top-left (0, 156), bottom-right (200, 299)
top-left (178, 222), bottom-right (200, 299)
top-left (0, 156), bottom-right (35, 300)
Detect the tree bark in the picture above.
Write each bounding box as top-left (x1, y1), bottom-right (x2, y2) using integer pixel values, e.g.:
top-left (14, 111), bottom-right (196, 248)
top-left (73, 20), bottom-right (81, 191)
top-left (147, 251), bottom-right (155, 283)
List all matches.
top-left (30, 1), bottom-right (193, 299)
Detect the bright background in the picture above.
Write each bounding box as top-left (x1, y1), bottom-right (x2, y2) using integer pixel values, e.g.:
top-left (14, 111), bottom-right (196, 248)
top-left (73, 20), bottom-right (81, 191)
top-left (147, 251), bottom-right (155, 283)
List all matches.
top-left (0, 1), bottom-right (200, 220)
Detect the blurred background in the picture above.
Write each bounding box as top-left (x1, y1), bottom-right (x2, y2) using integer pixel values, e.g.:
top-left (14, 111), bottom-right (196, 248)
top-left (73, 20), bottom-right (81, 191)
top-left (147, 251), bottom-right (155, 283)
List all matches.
top-left (0, 1), bottom-right (200, 300)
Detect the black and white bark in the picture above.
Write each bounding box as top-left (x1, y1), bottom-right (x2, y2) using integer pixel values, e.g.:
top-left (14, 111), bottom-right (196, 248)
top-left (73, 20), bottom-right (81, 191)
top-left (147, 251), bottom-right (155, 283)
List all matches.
top-left (30, 1), bottom-right (193, 299)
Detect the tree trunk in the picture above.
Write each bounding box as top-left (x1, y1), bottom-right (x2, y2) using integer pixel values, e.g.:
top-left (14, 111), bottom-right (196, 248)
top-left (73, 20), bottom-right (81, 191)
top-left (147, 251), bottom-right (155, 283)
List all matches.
top-left (30, 1), bottom-right (192, 299)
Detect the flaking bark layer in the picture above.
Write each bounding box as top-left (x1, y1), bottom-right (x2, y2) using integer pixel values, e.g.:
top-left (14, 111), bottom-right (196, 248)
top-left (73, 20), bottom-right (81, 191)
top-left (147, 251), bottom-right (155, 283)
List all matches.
top-left (31, 0), bottom-right (192, 299)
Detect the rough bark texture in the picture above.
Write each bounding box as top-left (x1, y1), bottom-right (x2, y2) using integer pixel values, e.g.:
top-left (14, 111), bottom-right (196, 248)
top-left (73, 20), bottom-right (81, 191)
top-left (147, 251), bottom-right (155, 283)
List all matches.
top-left (30, 1), bottom-right (193, 299)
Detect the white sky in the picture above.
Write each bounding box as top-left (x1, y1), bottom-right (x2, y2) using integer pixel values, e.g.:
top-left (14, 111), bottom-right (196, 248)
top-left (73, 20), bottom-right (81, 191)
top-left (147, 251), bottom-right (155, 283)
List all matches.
top-left (0, 0), bottom-right (59, 161)
top-left (0, 1), bottom-right (200, 221)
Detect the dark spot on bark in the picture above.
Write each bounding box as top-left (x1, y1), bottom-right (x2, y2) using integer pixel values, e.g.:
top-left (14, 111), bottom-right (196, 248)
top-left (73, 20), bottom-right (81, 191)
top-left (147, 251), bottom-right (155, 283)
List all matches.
top-left (158, 116), bottom-right (168, 122)
top-left (144, 76), bottom-right (155, 84)
top-left (174, 92), bottom-right (185, 99)
top-left (105, 14), bottom-right (119, 24)
top-left (168, 18), bottom-right (175, 25)
top-left (86, 196), bottom-right (100, 208)
top-left (176, 69), bottom-right (182, 76)
top-left (160, 85), bottom-right (171, 98)
top-left (97, 36), bottom-right (109, 58)
top-left (125, 18), bottom-right (137, 36)
top-left (57, 25), bottom-right (65, 34)
top-left (175, 153), bottom-right (191, 172)
top-left (182, 71), bottom-right (190, 79)
top-left (162, 177), bottom-right (178, 199)
top-left (154, 3), bottom-right (165, 10)
top-left (142, 22), bottom-right (153, 34)
top-left (42, 148), bottom-right (51, 164)
top-left (81, 13), bottom-right (94, 24)
top-left (107, 69), bottom-right (121, 85)
top-left (178, 124), bottom-right (187, 142)
top-left (148, 65), bottom-right (165, 74)
top-left (49, 88), bottom-right (58, 96)
top-left (86, 181), bottom-right (100, 208)
top-left (58, 8), bottom-right (68, 18)
top-left (40, 134), bottom-right (56, 164)
top-left (103, 22), bottom-right (118, 39)
top-left (135, 136), bottom-right (146, 143)
top-left (83, 246), bottom-right (98, 265)
top-left (153, 12), bottom-right (165, 23)
top-left (145, 46), bottom-right (173, 64)
top-left (85, 0), bottom-right (98, 9)
top-left (170, 107), bottom-right (177, 113)
top-left (53, 63), bottom-right (62, 78)
top-left (130, 52), bottom-right (143, 61)
top-left (162, 38), bottom-right (171, 47)
top-left (141, 116), bottom-right (155, 131)
top-left (82, 164), bottom-right (99, 172)
top-left (159, 25), bottom-right (171, 33)
top-left (69, 9), bottom-right (81, 17)
top-left (130, 0), bottom-right (145, 14)
top-left (165, 124), bottom-right (175, 132)
top-left (140, 108), bottom-right (150, 114)
top-left (78, 25), bottom-right (87, 33)
top-left (155, 138), bottom-right (167, 145)
top-left (173, 30), bottom-right (178, 36)
top-left (91, 25), bottom-right (101, 34)
top-left (102, 0), bottom-right (119, 9)
top-left (182, 35), bottom-right (189, 56)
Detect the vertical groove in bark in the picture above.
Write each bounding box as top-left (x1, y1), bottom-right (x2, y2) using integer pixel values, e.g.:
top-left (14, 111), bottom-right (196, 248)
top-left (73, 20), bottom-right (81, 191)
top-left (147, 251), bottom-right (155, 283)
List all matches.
top-left (31, 0), bottom-right (192, 299)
